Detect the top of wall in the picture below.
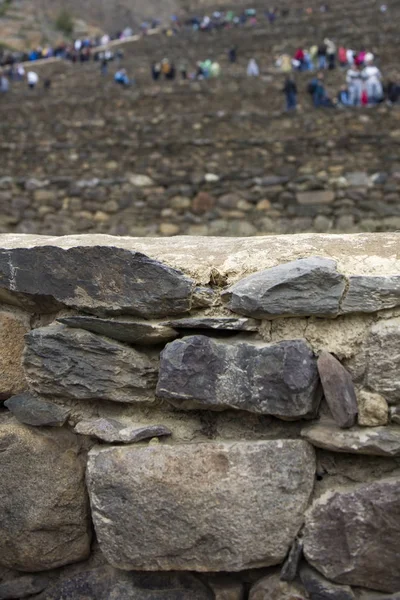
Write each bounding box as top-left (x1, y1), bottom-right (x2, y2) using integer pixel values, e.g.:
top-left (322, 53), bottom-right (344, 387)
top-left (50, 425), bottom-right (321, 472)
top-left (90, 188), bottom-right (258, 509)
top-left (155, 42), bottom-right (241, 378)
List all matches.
top-left (0, 232), bottom-right (399, 284)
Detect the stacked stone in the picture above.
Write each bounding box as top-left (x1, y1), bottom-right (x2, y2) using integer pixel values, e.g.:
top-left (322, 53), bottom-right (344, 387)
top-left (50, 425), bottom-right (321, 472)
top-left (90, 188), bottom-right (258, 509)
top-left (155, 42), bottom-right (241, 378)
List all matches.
top-left (0, 233), bottom-right (400, 599)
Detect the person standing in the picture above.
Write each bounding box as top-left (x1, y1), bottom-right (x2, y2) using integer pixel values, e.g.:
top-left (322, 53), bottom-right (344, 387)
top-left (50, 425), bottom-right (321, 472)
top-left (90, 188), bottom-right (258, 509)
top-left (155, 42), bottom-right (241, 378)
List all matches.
top-left (27, 71), bottom-right (39, 89)
top-left (247, 58), bottom-right (260, 76)
top-left (283, 76), bottom-right (297, 110)
top-left (362, 60), bottom-right (383, 104)
top-left (346, 65), bottom-right (363, 106)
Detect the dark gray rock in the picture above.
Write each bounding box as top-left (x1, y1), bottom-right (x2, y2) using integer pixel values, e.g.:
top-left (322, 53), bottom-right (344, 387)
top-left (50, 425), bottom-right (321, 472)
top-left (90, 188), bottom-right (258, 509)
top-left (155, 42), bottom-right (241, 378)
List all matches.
top-left (317, 352), bottom-right (358, 428)
top-left (299, 564), bottom-right (356, 600)
top-left (36, 567), bottom-right (213, 600)
top-left (57, 316), bottom-right (178, 345)
top-left (303, 477), bottom-right (400, 593)
top-left (23, 325), bottom-right (158, 404)
top-left (157, 336), bottom-right (321, 419)
top-left (0, 245), bottom-right (195, 318)
top-left (0, 575), bottom-right (50, 599)
top-left (280, 538), bottom-right (303, 582)
top-left (163, 317), bottom-right (259, 331)
top-left (0, 418), bottom-right (90, 571)
top-left (301, 422), bottom-right (400, 456)
top-left (222, 257), bottom-right (345, 318)
top-left (341, 276), bottom-right (400, 313)
top-left (4, 392), bottom-right (70, 427)
top-left (74, 418), bottom-right (171, 443)
top-left (87, 440), bottom-right (316, 571)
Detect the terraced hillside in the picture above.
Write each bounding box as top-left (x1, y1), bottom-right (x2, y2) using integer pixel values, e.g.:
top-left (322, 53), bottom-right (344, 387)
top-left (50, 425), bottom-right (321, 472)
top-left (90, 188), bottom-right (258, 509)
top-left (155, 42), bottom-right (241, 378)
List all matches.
top-left (1, 0), bottom-right (400, 236)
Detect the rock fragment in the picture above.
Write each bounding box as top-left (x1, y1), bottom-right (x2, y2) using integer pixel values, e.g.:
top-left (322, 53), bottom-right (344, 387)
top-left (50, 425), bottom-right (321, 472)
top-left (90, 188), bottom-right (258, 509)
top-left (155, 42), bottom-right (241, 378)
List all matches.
top-left (4, 392), bottom-right (70, 426)
top-left (317, 351), bottom-right (358, 428)
top-left (75, 418), bottom-right (171, 443)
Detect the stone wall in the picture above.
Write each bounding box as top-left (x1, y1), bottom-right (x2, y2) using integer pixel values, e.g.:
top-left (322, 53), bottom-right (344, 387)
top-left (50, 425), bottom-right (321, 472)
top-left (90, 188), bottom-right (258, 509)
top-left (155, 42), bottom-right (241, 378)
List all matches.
top-left (1, 169), bottom-right (400, 237)
top-left (1, 232), bottom-right (400, 599)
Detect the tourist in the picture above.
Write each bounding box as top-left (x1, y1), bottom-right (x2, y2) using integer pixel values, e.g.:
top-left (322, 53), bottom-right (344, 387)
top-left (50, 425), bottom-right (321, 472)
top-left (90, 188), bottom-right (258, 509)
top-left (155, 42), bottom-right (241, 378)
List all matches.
top-left (247, 58), bottom-right (260, 76)
top-left (0, 71), bottom-right (9, 93)
top-left (152, 62), bottom-right (161, 81)
top-left (338, 46), bottom-right (347, 68)
top-left (362, 60), bottom-right (383, 104)
top-left (325, 38), bottom-right (336, 69)
top-left (309, 73), bottom-right (334, 107)
top-left (228, 46), bottom-right (237, 63)
top-left (114, 68), bottom-right (130, 86)
top-left (317, 43), bottom-right (327, 69)
top-left (346, 64), bottom-right (363, 105)
top-left (27, 71), bottom-right (39, 89)
top-left (337, 84), bottom-right (351, 106)
top-left (283, 76), bottom-right (297, 110)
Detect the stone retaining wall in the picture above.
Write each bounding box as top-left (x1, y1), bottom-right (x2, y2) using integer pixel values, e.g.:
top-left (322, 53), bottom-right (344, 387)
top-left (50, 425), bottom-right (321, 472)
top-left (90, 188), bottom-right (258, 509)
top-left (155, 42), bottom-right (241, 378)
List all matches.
top-left (1, 169), bottom-right (400, 236)
top-left (1, 233), bottom-right (400, 599)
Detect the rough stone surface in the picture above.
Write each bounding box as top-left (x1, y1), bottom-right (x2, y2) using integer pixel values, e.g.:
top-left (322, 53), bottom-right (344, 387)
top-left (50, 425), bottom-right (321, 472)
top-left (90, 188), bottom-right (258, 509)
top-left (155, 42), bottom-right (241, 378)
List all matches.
top-left (162, 317), bottom-right (259, 331)
top-left (366, 318), bottom-right (400, 404)
top-left (23, 325), bottom-right (158, 404)
top-left (207, 578), bottom-right (244, 600)
top-left (0, 575), bottom-right (50, 599)
top-left (0, 309), bottom-right (30, 399)
top-left (297, 191), bottom-right (335, 206)
top-left (249, 572), bottom-right (307, 600)
top-left (301, 422), bottom-right (400, 456)
top-left (57, 315), bottom-right (178, 345)
top-left (4, 392), bottom-right (70, 426)
top-left (341, 276), bottom-right (400, 313)
top-left (36, 567), bottom-right (213, 600)
top-left (157, 336), bottom-right (321, 418)
top-left (317, 352), bottom-right (358, 428)
top-left (222, 257), bottom-right (345, 318)
top-left (0, 246), bottom-right (195, 318)
top-left (87, 440), bottom-right (316, 572)
top-left (75, 418), bottom-right (171, 443)
top-left (357, 390), bottom-right (388, 427)
top-left (303, 477), bottom-right (400, 592)
top-left (280, 537), bottom-right (303, 582)
top-left (0, 417), bottom-right (90, 571)
top-left (299, 564), bottom-right (356, 600)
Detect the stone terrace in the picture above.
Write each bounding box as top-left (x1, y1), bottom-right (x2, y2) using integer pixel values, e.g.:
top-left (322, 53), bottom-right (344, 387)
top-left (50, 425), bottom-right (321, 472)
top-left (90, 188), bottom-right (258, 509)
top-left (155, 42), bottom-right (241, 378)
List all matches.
top-left (1, 0), bottom-right (400, 236)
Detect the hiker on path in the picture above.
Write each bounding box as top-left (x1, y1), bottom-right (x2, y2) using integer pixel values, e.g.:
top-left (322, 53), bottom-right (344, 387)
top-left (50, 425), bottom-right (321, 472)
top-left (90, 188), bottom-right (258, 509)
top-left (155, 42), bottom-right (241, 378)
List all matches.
top-left (283, 76), bottom-right (297, 110)
top-left (247, 58), bottom-right (260, 76)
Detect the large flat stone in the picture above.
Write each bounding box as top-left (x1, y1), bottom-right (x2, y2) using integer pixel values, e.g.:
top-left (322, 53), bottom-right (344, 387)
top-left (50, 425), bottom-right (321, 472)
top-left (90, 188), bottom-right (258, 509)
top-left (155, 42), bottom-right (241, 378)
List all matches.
top-left (301, 422), bottom-right (400, 456)
top-left (23, 325), bottom-right (158, 404)
top-left (317, 352), bottom-right (358, 428)
top-left (0, 418), bottom-right (90, 571)
top-left (36, 567), bottom-right (213, 600)
top-left (156, 336), bottom-right (321, 419)
top-left (249, 572), bottom-right (307, 600)
top-left (303, 478), bottom-right (400, 592)
top-left (222, 257), bottom-right (345, 318)
top-left (0, 575), bottom-right (50, 599)
top-left (87, 440), bottom-right (316, 572)
top-left (297, 191), bottom-right (335, 206)
top-left (0, 246), bottom-right (195, 318)
top-left (365, 318), bottom-right (400, 404)
top-left (341, 276), bottom-right (400, 313)
top-left (162, 317), bottom-right (259, 331)
top-left (57, 316), bottom-right (178, 345)
top-left (299, 564), bottom-right (356, 600)
top-left (4, 392), bottom-right (70, 426)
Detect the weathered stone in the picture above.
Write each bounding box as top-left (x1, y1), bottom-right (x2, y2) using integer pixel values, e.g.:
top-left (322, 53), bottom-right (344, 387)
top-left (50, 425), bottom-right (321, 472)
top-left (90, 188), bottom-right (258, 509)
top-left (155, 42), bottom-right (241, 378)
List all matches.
top-left (157, 336), bottom-right (321, 418)
top-left (87, 440), bottom-right (315, 571)
top-left (36, 567), bottom-right (212, 600)
top-left (303, 477), bottom-right (400, 592)
top-left (192, 192), bottom-right (215, 214)
top-left (0, 575), bottom-right (50, 599)
top-left (4, 392), bottom-right (70, 426)
top-left (0, 418), bottom-right (90, 571)
top-left (390, 406), bottom-right (400, 424)
top-left (222, 257), bottom-right (345, 318)
top-left (57, 315), bottom-right (178, 345)
top-left (341, 276), bottom-right (400, 313)
top-left (129, 174), bottom-right (154, 187)
top-left (345, 172), bottom-right (370, 187)
top-left (357, 390), bottom-right (388, 426)
top-left (163, 317), bottom-right (259, 331)
top-left (207, 578), bottom-right (244, 600)
top-left (249, 571), bottom-right (307, 600)
top-left (23, 325), bottom-right (158, 404)
top-left (297, 191), bottom-right (335, 205)
top-left (280, 537), bottom-right (303, 582)
top-left (0, 309), bottom-right (30, 399)
top-left (317, 352), bottom-right (358, 428)
top-left (302, 422), bottom-right (400, 456)
top-left (159, 223), bottom-right (180, 235)
top-left (75, 418), bottom-right (171, 443)
top-left (0, 245), bottom-right (195, 318)
top-left (299, 564), bottom-right (356, 600)
top-left (365, 318), bottom-right (400, 403)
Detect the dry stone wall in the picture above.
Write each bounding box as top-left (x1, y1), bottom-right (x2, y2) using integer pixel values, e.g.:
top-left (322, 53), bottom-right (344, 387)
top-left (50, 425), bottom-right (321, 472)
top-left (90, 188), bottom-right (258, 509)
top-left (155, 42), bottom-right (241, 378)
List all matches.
top-left (1, 232), bottom-right (400, 599)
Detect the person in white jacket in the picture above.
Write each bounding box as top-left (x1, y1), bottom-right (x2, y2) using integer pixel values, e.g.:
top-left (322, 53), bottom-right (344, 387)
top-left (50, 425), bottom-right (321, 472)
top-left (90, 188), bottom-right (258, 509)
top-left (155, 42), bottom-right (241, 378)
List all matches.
top-left (247, 58), bottom-right (260, 77)
top-left (346, 65), bottom-right (363, 105)
top-left (362, 61), bottom-right (383, 104)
